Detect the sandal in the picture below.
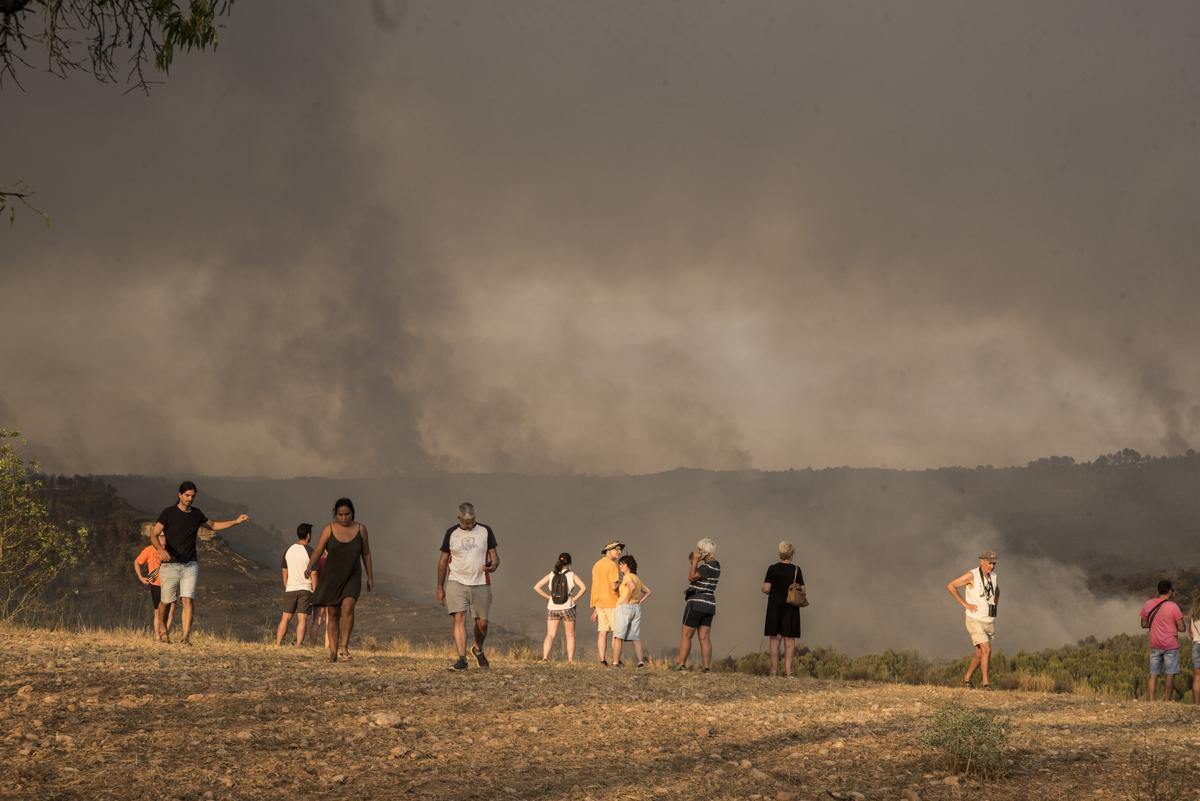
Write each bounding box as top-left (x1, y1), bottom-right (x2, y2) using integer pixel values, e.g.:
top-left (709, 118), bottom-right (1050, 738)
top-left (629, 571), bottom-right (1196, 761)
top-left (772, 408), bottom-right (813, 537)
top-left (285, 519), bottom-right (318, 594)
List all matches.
top-left (338, 650), bottom-right (352, 661)
top-left (962, 679), bottom-right (973, 688)
top-left (980, 683), bottom-right (993, 691)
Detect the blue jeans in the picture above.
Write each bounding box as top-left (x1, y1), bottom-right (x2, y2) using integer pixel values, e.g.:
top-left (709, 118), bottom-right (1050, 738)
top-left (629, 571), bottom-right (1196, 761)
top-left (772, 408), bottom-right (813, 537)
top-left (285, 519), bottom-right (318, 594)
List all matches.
top-left (1149, 647), bottom-right (1180, 676)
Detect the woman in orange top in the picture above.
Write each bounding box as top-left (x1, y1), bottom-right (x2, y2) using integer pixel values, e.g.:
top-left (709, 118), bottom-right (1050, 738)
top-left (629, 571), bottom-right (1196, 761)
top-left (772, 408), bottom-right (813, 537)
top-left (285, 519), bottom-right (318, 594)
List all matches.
top-left (134, 530), bottom-right (175, 642)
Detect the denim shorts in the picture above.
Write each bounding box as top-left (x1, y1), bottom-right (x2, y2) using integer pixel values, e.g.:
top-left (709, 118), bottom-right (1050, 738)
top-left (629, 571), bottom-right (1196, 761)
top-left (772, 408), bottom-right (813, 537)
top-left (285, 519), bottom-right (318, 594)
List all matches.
top-left (613, 603), bottom-right (642, 641)
top-left (1149, 647), bottom-right (1180, 676)
top-left (159, 561), bottom-right (199, 604)
top-left (1191, 642), bottom-right (1200, 671)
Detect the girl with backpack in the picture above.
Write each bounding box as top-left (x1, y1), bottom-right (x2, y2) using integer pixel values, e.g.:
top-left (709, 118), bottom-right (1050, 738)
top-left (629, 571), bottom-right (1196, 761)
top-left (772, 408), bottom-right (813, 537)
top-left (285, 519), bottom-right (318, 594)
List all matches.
top-left (533, 553), bottom-right (588, 662)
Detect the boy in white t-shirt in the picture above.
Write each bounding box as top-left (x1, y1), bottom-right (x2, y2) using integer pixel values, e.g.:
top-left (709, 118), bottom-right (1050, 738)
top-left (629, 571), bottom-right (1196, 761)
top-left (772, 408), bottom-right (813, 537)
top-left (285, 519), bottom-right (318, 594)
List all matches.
top-left (276, 524), bottom-right (316, 646)
top-left (533, 552), bottom-right (588, 662)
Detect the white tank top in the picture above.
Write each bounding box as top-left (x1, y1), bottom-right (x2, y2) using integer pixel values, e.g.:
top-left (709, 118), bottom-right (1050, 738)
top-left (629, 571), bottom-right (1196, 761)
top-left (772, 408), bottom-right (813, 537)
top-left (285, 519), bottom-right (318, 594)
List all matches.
top-left (963, 566), bottom-right (997, 623)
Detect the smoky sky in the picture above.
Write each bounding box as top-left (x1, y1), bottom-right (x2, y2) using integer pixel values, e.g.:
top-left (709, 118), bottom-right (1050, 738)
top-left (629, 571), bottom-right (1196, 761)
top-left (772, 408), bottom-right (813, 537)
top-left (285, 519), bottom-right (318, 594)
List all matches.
top-left (5, 1), bottom-right (1200, 476)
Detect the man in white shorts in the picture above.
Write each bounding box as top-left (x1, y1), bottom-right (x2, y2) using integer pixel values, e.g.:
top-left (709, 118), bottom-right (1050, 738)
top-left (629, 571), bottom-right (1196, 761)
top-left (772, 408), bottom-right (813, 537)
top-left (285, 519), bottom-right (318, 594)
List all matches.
top-left (437, 502), bottom-right (499, 671)
top-left (590, 540), bottom-right (624, 666)
top-left (151, 480), bottom-right (250, 645)
top-left (946, 549), bottom-right (999, 689)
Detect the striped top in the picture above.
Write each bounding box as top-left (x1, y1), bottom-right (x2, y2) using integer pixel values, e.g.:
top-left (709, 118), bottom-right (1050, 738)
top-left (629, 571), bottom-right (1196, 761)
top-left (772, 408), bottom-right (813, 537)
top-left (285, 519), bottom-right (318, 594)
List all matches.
top-left (686, 559), bottom-right (721, 610)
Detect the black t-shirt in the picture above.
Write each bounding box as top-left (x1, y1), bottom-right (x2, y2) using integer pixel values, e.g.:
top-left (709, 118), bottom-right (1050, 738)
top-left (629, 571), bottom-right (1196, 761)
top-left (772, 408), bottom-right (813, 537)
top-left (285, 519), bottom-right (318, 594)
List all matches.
top-left (764, 562), bottom-right (804, 603)
top-left (157, 505), bottom-right (210, 563)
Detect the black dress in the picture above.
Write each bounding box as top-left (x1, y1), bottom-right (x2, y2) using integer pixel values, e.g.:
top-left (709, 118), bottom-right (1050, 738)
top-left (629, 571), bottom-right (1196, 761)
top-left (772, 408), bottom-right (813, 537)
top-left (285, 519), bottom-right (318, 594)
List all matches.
top-left (763, 561), bottom-right (803, 638)
top-left (310, 526), bottom-right (363, 607)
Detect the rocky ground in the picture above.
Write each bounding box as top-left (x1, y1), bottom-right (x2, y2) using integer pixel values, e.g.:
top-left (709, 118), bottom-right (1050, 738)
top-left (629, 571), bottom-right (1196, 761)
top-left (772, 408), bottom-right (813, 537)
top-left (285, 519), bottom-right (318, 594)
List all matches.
top-left (3, 627), bottom-right (1199, 801)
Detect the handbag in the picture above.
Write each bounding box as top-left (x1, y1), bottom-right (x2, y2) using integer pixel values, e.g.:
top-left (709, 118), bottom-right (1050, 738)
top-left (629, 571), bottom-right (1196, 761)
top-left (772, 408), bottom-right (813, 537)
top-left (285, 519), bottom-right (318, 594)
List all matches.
top-left (785, 564), bottom-right (808, 608)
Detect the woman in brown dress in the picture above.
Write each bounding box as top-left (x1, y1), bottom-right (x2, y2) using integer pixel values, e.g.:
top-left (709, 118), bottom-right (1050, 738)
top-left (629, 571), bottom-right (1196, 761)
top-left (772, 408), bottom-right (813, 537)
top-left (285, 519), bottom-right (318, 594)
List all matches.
top-left (306, 498), bottom-right (374, 661)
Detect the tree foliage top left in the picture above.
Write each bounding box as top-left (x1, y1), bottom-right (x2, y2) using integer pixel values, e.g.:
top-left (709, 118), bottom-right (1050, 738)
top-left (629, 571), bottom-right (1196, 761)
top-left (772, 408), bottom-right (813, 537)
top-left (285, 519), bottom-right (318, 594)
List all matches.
top-left (0, 0), bottom-right (233, 91)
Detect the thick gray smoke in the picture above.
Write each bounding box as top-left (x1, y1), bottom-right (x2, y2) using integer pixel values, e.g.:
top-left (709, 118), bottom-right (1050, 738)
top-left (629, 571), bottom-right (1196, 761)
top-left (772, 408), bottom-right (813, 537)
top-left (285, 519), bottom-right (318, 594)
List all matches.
top-left (6, 2), bottom-right (1200, 476)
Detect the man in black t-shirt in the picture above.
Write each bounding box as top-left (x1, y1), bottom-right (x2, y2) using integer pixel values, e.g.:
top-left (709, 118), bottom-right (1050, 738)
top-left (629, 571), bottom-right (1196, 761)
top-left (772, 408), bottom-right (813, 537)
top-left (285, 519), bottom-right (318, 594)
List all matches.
top-left (150, 480), bottom-right (251, 645)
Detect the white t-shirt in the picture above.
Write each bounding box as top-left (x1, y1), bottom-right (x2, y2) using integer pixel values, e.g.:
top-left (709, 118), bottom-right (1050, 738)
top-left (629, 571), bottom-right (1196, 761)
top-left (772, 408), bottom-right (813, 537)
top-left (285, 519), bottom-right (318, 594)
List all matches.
top-left (540, 570), bottom-right (578, 611)
top-left (282, 543), bottom-right (313, 592)
top-left (963, 566), bottom-right (997, 623)
top-left (441, 524), bottom-right (497, 586)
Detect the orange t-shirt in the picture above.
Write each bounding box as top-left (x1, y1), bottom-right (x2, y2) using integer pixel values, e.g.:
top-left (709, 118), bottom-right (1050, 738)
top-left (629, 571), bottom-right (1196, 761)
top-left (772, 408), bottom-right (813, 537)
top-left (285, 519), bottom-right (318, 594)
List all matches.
top-left (590, 557), bottom-right (620, 609)
top-left (135, 545), bottom-right (163, 586)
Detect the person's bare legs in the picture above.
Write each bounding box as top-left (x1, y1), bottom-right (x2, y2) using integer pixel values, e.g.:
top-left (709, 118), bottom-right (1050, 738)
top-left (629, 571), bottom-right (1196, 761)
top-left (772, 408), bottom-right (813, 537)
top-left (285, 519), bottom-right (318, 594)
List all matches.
top-left (597, 627), bottom-right (609, 663)
top-left (783, 638), bottom-right (796, 676)
top-left (978, 642), bottom-right (991, 686)
top-left (179, 597), bottom-right (195, 644)
top-left (564, 619), bottom-right (576, 662)
top-left (677, 625), bottom-right (695, 667)
top-left (294, 613), bottom-right (307, 646)
top-left (338, 597), bottom-right (356, 657)
top-left (156, 602), bottom-right (169, 642)
top-left (963, 645), bottom-right (984, 685)
top-left (275, 612), bottom-right (293, 646)
top-left (543, 617), bottom-right (561, 660)
top-left (473, 618), bottom-right (489, 654)
top-left (1192, 668), bottom-right (1200, 704)
top-left (326, 607), bottom-right (341, 661)
top-left (633, 638), bottom-right (644, 665)
top-left (151, 599), bottom-right (163, 641)
top-left (612, 637), bottom-right (625, 665)
top-left (165, 602), bottom-right (176, 635)
top-left (452, 611), bottom-right (468, 657)
top-left (768, 635), bottom-right (781, 676)
top-left (698, 625), bottom-right (712, 669)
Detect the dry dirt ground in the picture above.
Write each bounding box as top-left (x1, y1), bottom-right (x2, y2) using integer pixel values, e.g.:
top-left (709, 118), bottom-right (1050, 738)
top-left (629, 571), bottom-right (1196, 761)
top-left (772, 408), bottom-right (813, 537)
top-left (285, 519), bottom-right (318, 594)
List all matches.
top-left (3, 628), bottom-right (1200, 801)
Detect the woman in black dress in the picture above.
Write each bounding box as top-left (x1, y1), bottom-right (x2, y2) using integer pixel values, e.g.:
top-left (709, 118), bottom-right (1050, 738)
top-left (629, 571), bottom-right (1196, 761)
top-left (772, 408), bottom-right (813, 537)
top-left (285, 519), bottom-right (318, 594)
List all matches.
top-left (762, 541), bottom-right (804, 677)
top-left (305, 498), bottom-right (374, 662)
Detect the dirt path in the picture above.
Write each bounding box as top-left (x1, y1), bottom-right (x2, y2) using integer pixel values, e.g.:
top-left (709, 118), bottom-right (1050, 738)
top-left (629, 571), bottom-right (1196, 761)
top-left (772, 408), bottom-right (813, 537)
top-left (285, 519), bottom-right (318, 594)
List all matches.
top-left (2, 628), bottom-right (1198, 800)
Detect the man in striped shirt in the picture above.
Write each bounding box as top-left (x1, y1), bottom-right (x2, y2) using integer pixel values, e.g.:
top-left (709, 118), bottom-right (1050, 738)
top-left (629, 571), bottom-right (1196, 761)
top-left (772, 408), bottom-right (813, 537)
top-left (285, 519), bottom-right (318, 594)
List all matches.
top-left (675, 538), bottom-right (720, 672)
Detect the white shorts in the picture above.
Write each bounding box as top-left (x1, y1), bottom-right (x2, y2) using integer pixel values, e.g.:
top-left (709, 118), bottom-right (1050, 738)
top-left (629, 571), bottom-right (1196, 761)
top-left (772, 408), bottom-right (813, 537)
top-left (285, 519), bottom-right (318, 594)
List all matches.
top-left (159, 561), bottom-right (199, 604)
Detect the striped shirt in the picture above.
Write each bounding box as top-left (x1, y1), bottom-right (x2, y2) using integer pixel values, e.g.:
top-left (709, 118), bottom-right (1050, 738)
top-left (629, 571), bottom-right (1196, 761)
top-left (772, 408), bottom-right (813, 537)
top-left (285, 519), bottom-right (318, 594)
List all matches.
top-left (686, 560), bottom-right (721, 610)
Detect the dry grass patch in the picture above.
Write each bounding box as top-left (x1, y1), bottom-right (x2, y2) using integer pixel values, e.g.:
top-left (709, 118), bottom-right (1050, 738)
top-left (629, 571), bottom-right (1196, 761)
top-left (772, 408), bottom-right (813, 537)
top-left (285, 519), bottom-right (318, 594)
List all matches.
top-left (4, 627), bottom-right (1200, 800)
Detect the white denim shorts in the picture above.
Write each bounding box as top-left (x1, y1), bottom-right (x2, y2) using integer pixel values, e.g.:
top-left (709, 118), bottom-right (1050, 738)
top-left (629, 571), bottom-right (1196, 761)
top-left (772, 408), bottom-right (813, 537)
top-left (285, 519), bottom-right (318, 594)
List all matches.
top-left (159, 561), bottom-right (199, 604)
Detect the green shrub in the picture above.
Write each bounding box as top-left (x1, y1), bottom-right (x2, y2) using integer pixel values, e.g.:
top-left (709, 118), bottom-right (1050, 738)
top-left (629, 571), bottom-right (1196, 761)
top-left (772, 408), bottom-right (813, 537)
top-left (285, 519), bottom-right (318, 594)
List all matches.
top-left (920, 701), bottom-right (1010, 779)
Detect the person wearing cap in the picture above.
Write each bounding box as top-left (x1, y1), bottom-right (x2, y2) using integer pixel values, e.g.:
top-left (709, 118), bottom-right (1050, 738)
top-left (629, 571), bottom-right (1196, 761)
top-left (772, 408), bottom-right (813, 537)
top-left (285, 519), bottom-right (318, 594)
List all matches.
top-left (437, 502), bottom-right (499, 671)
top-left (276, 523), bottom-right (316, 646)
top-left (946, 550), bottom-right (1000, 689)
top-left (590, 540), bottom-right (624, 666)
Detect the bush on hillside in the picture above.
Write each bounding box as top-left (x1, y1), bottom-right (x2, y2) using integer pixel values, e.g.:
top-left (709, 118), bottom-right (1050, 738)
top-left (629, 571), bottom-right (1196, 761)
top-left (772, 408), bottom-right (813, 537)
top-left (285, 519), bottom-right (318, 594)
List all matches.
top-left (920, 701), bottom-right (1010, 779)
top-left (0, 430), bottom-right (89, 619)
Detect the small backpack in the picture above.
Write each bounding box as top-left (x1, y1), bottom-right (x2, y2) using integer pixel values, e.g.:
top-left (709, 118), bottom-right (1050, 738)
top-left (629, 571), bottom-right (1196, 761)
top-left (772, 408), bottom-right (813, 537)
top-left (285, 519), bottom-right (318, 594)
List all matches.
top-left (550, 571), bottom-right (570, 604)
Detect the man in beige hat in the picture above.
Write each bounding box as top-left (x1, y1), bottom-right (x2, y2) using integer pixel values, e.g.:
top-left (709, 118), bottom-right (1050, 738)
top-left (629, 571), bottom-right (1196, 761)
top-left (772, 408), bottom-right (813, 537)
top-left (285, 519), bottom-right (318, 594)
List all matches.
top-left (590, 540), bottom-right (624, 665)
top-left (946, 549), bottom-right (1000, 689)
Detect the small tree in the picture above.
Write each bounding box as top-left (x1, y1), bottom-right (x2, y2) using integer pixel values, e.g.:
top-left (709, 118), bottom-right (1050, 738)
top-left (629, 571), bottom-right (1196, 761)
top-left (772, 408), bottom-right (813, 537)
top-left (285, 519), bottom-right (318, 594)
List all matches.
top-left (0, 428), bottom-right (88, 619)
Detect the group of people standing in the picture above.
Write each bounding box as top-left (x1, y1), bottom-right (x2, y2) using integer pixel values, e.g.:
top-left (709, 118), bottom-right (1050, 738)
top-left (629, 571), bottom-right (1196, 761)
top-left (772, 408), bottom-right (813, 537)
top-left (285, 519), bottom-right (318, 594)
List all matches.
top-left (134, 482), bottom-right (815, 674)
top-left (125, 494), bottom-right (1200, 696)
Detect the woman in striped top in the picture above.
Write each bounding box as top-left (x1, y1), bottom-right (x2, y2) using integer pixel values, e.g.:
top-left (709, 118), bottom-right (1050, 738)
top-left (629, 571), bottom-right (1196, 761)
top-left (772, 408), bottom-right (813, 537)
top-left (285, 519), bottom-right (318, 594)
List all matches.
top-left (675, 538), bottom-right (720, 672)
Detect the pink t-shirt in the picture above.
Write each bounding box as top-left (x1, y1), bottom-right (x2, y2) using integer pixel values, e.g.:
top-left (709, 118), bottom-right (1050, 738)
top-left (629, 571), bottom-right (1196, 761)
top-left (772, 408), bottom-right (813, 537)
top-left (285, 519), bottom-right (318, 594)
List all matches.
top-left (1140, 598), bottom-right (1183, 650)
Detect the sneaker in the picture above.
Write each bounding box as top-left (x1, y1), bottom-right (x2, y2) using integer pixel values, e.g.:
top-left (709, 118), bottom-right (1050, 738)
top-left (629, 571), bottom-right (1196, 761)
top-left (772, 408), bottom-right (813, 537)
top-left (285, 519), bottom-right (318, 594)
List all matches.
top-left (637, 662), bottom-right (646, 669)
top-left (450, 656), bottom-right (469, 671)
top-left (701, 667), bottom-right (710, 674)
top-left (471, 646), bottom-right (490, 670)
top-left (675, 664), bottom-right (688, 672)
top-left (600, 659), bottom-right (609, 667)
top-left (614, 661), bottom-right (625, 668)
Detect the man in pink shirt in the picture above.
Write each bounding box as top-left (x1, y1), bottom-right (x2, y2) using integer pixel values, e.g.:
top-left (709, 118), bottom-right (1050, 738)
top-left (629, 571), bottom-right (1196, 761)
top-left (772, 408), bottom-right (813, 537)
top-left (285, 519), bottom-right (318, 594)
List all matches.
top-left (1140, 580), bottom-right (1186, 702)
